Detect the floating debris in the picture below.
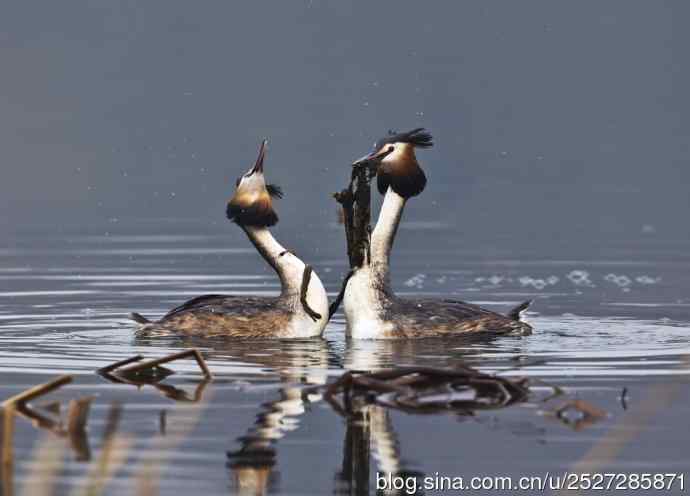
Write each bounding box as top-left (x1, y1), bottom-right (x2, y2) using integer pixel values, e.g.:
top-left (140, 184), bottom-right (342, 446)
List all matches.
top-left (98, 349), bottom-right (212, 383)
top-left (313, 366), bottom-right (531, 417)
top-left (97, 349), bottom-right (213, 402)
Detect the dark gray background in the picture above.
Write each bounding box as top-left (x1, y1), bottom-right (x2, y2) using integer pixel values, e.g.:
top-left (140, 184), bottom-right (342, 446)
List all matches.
top-left (2, 1), bottom-right (688, 247)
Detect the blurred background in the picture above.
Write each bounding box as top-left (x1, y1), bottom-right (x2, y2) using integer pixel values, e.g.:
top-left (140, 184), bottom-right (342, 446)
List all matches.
top-left (1, 1), bottom-right (688, 252)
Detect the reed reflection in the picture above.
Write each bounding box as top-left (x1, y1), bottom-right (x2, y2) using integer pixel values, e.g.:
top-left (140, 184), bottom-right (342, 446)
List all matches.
top-left (0, 399), bottom-right (124, 496)
top-left (130, 336), bottom-right (334, 495)
top-left (327, 362), bottom-right (538, 496)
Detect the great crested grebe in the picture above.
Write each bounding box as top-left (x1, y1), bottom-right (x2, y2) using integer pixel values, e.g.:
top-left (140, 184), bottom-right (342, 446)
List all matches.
top-left (343, 128), bottom-right (532, 339)
top-left (130, 140), bottom-right (329, 338)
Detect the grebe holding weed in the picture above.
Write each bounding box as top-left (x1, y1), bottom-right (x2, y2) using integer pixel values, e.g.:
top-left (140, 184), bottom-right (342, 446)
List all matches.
top-left (131, 140), bottom-right (329, 338)
top-left (343, 128), bottom-right (532, 339)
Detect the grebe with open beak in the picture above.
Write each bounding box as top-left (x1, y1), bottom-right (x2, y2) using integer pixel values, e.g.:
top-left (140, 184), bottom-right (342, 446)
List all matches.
top-left (343, 128), bottom-right (532, 339)
top-left (130, 140), bottom-right (329, 338)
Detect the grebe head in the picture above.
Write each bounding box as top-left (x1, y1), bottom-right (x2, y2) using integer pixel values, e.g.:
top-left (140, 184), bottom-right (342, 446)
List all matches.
top-left (352, 128), bottom-right (433, 198)
top-left (226, 139), bottom-right (284, 227)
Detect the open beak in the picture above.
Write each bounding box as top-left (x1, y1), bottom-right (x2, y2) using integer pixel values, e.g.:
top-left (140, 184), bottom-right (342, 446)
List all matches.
top-left (249, 139), bottom-right (268, 175)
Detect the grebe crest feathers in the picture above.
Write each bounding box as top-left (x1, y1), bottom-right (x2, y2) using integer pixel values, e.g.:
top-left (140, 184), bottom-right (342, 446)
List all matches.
top-left (355, 128), bottom-right (433, 199)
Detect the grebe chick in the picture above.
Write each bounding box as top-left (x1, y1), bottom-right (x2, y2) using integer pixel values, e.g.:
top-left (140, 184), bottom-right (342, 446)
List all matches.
top-left (343, 128), bottom-right (532, 339)
top-left (131, 140), bottom-right (329, 338)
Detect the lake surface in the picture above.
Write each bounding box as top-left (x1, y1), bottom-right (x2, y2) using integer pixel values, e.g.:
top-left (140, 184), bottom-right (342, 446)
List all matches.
top-left (1, 221), bottom-right (689, 495)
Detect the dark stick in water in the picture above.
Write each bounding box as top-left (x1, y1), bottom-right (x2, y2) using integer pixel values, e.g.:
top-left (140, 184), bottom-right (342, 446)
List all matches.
top-left (333, 163), bottom-right (373, 269)
top-left (1, 375), bottom-right (73, 408)
top-left (116, 349), bottom-right (213, 379)
top-left (350, 163), bottom-right (373, 268)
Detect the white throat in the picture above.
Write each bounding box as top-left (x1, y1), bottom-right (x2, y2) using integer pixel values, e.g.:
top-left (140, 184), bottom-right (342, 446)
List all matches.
top-left (370, 188), bottom-right (406, 273)
top-left (242, 225), bottom-right (302, 295)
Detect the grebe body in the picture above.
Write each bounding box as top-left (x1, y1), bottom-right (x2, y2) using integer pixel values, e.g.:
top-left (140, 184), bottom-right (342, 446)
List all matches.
top-left (131, 140), bottom-right (329, 339)
top-left (344, 129), bottom-right (532, 340)
top-left (343, 259), bottom-right (530, 340)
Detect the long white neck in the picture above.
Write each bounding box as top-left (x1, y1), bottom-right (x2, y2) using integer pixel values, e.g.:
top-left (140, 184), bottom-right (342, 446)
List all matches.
top-left (241, 225), bottom-right (330, 337)
top-left (342, 188), bottom-right (406, 339)
top-left (370, 188), bottom-right (406, 272)
top-left (242, 225), bottom-right (303, 296)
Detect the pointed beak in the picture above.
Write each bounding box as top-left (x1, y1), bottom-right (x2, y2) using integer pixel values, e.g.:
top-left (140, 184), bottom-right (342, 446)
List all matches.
top-left (352, 151), bottom-right (377, 167)
top-left (249, 139), bottom-right (268, 175)
top-left (352, 146), bottom-right (394, 167)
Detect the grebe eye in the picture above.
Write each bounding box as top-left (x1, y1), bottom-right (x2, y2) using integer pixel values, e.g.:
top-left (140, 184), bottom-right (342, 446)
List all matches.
top-left (235, 177), bottom-right (241, 187)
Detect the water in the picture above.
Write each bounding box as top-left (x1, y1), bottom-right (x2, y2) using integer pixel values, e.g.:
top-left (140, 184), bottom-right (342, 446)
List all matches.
top-left (1, 222), bottom-right (689, 495)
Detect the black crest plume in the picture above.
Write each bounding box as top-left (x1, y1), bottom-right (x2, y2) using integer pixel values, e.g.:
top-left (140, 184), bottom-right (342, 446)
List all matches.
top-left (375, 127), bottom-right (434, 150)
top-left (266, 184), bottom-right (284, 199)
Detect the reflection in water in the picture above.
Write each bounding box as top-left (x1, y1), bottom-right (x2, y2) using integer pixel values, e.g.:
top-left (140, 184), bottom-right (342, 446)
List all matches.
top-left (0, 400), bottom-right (125, 496)
top-left (334, 408), bottom-right (369, 496)
top-left (326, 365), bottom-right (534, 495)
top-left (0, 383), bottom-right (93, 475)
top-left (150, 378), bottom-right (211, 402)
top-left (134, 335), bottom-right (341, 382)
top-left (196, 338), bottom-right (331, 496)
top-left (343, 336), bottom-right (522, 372)
top-left (97, 349), bottom-right (213, 402)
top-left (227, 386), bottom-right (309, 495)
top-left (335, 405), bottom-right (424, 496)
top-left (0, 276), bottom-right (685, 496)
